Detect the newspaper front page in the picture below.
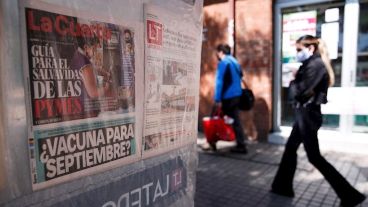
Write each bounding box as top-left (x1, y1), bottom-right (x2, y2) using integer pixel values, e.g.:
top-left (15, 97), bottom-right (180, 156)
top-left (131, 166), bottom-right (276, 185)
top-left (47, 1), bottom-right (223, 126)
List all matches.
top-left (143, 4), bottom-right (200, 157)
top-left (23, 6), bottom-right (140, 190)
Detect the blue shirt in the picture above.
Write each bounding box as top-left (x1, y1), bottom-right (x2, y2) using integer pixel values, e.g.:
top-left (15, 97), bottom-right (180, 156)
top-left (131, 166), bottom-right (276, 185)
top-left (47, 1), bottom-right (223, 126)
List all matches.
top-left (214, 55), bottom-right (242, 102)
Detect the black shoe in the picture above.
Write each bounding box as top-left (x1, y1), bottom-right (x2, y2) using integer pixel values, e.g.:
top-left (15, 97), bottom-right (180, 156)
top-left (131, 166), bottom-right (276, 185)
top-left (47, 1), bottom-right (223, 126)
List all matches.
top-left (270, 188), bottom-right (295, 198)
top-left (340, 193), bottom-right (366, 207)
top-left (230, 145), bottom-right (247, 154)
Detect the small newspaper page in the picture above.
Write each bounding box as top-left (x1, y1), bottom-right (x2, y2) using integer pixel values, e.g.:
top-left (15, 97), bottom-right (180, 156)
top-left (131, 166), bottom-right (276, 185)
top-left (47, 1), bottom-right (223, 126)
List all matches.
top-left (24, 7), bottom-right (139, 190)
top-left (143, 4), bottom-right (200, 157)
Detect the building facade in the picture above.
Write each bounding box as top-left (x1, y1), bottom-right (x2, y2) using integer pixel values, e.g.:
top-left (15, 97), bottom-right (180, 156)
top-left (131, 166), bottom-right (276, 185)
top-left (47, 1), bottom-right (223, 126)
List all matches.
top-left (200, 0), bottom-right (368, 153)
top-left (200, 0), bottom-right (273, 141)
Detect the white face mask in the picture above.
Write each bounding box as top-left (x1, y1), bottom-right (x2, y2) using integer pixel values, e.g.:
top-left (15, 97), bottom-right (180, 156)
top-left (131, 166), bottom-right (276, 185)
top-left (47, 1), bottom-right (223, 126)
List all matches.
top-left (296, 47), bottom-right (312, 62)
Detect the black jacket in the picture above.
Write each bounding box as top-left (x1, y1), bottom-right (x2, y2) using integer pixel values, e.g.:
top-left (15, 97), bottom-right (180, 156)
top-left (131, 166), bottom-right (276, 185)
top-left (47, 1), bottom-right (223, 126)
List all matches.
top-left (289, 54), bottom-right (329, 105)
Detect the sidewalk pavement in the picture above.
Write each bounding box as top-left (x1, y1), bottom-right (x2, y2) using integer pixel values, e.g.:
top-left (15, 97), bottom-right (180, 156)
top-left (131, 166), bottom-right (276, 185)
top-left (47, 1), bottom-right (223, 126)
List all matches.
top-left (195, 136), bottom-right (368, 207)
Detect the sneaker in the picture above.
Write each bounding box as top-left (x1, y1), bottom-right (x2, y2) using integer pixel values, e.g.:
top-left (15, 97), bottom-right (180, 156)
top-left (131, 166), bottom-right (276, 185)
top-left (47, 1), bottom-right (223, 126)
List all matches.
top-left (200, 142), bottom-right (211, 151)
top-left (230, 145), bottom-right (247, 154)
top-left (201, 142), bottom-right (217, 151)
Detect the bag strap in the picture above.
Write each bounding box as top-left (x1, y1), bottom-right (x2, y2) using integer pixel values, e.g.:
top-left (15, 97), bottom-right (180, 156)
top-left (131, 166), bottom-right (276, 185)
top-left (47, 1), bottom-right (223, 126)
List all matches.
top-left (211, 105), bottom-right (223, 117)
top-left (241, 78), bottom-right (249, 89)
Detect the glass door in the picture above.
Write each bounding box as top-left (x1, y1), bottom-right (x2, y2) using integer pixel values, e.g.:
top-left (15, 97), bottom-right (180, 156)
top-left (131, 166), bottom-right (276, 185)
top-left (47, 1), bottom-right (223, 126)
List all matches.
top-left (280, 0), bottom-right (368, 135)
top-left (280, 1), bottom-right (345, 129)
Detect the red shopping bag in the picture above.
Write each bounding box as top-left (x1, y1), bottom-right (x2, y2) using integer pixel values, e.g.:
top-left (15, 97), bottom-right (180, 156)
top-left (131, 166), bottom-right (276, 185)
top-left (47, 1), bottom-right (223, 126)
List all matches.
top-left (202, 115), bottom-right (236, 144)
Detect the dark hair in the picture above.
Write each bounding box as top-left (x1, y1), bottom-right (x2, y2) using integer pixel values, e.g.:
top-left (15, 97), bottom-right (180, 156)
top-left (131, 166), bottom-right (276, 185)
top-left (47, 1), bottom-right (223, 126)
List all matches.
top-left (296, 35), bottom-right (319, 53)
top-left (216, 44), bottom-right (231, 55)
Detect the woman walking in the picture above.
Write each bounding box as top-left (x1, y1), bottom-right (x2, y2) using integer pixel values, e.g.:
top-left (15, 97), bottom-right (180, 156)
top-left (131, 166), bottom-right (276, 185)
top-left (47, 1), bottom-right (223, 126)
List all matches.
top-left (271, 35), bottom-right (366, 207)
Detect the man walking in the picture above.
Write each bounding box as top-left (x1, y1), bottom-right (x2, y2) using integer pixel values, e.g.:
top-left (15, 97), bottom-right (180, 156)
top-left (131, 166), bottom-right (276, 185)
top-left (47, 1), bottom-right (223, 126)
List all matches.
top-left (214, 44), bottom-right (247, 153)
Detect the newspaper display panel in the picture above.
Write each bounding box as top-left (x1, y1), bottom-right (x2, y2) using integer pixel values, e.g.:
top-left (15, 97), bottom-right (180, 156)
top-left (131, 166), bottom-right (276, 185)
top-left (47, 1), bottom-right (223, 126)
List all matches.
top-left (143, 4), bottom-right (200, 157)
top-left (24, 6), bottom-right (139, 190)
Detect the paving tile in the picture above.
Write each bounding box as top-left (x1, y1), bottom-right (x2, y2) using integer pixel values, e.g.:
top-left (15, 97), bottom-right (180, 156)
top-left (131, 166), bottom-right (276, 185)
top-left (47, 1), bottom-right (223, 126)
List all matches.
top-left (195, 141), bottom-right (368, 207)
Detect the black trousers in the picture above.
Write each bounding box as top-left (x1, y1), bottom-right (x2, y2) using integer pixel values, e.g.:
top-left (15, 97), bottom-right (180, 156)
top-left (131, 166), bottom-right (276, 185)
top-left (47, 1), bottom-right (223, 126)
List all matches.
top-left (222, 97), bottom-right (246, 146)
top-left (272, 104), bottom-right (363, 202)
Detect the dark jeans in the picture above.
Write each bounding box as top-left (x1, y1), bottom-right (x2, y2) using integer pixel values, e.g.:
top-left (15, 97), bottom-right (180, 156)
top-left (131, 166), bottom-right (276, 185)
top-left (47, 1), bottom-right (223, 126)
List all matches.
top-left (272, 104), bottom-right (364, 202)
top-left (222, 97), bottom-right (246, 147)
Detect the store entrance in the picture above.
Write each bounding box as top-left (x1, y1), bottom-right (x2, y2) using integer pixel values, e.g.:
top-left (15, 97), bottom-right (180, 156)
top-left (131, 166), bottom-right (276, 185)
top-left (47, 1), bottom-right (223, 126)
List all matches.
top-left (280, 0), bottom-right (368, 135)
